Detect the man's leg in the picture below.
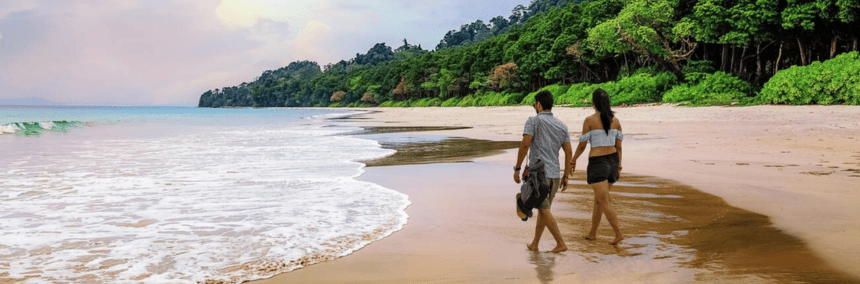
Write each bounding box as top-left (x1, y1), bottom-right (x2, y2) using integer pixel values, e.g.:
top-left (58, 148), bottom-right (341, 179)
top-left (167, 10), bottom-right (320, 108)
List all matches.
top-left (527, 213), bottom-right (546, 251)
top-left (539, 208), bottom-right (567, 252)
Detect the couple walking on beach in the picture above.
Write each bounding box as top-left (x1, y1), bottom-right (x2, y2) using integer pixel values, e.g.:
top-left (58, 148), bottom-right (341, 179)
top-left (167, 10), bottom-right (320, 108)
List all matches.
top-left (514, 89), bottom-right (624, 252)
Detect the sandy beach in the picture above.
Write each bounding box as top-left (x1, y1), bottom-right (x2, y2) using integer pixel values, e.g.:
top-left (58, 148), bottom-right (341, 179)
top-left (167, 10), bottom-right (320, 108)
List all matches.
top-left (252, 105), bottom-right (860, 283)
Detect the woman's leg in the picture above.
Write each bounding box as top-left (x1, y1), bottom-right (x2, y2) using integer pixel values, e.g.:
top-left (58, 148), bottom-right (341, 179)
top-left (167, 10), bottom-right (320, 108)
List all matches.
top-left (585, 197), bottom-right (602, 240)
top-left (593, 181), bottom-right (623, 245)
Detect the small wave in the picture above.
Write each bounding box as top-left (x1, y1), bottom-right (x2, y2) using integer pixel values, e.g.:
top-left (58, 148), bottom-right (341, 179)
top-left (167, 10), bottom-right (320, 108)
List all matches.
top-left (0, 123), bottom-right (20, 134)
top-left (0, 121), bottom-right (84, 136)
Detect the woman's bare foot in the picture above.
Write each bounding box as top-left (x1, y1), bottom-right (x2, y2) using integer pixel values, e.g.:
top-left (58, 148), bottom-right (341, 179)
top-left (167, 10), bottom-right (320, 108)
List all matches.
top-left (526, 243), bottom-right (539, 251)
top-left (609, 235), bottom-right (624, 246)
top-left (584, 234), bottom-right (597, 240)
top-left (551, 245), bottom-right (568, 253)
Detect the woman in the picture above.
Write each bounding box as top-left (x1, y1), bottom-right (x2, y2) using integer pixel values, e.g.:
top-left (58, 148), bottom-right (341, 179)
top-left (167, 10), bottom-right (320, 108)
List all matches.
top-left (570, 88), bottom-right (624, 245)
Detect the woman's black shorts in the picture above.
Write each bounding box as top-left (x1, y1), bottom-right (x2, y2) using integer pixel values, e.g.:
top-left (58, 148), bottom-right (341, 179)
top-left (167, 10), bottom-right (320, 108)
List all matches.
top-left (587, 153), bottom-right (620, 184)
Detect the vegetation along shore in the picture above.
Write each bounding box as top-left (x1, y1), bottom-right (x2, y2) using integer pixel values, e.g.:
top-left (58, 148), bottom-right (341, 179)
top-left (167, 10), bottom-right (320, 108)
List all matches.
top-left (198, 0), bottom-right (860, 108)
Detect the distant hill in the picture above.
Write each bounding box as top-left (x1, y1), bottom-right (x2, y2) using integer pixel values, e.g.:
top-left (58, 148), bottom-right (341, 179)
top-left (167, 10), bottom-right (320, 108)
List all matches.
top-left (0, 97), bottom-right (65, 106)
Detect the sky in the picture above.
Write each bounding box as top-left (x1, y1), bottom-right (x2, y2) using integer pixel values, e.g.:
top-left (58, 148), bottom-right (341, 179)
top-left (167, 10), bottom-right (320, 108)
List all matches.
top-left (0, 0), bottom-right (529, 106)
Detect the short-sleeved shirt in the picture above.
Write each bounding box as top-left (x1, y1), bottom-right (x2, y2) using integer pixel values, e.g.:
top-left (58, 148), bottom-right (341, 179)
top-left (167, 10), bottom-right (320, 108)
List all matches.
top-left (523, 112), bottom-right (571, 179)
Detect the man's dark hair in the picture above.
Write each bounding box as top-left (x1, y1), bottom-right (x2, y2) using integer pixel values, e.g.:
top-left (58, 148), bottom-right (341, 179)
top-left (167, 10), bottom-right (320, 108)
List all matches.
top-left (535, 90), bottom-right (554, 110)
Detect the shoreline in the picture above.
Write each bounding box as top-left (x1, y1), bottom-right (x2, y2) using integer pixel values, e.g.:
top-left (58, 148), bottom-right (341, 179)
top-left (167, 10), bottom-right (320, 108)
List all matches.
top-left (253, 105), bottom-right (860, 283)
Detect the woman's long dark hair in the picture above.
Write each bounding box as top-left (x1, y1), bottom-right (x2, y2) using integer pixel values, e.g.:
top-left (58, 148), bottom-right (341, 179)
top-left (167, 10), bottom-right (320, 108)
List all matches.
top-left (592, 89), bottom-right (614, 134)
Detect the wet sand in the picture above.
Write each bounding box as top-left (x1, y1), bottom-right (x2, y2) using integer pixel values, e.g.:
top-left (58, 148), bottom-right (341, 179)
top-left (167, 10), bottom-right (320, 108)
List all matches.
top-left (346, 126), bottom-right (519, 167)
top-left (341, 106), bottom-right (860, 279)
top-left (254, 121), bottom-right (859, 283)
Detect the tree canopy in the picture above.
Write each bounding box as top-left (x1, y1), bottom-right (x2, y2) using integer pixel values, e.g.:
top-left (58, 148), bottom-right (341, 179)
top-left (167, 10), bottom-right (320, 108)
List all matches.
top-left (200, 0), bottom-right (860, 108)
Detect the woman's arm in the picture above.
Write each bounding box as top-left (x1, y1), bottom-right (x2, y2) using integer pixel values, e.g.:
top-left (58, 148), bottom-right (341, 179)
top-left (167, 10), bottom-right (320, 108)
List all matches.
top-left (615, 120), bottom-right (623, 172)
top-left (571, 120), bottom-right (589, 169)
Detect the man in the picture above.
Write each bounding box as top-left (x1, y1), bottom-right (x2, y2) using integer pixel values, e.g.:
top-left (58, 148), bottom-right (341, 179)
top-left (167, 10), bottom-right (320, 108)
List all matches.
top-left (514, 90), bottom-right (573, 253)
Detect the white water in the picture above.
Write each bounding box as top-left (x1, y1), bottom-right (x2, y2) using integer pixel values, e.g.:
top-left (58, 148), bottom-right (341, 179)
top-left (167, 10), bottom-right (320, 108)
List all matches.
top-left (0, 123), bottom-right (19, 134)
top-left (0, 110), bottom-right (409, 283)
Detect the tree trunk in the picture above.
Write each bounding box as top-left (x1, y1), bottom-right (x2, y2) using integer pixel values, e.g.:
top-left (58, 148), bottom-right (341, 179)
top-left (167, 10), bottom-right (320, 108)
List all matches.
top-left (775, 42), bottom-right (783, 74)
top-left (623, 53), bottom-right (629, 70)
top-left (797, 38), bottom-right (807, 66)
top-left (703, 43), bottom-right (708, 60)
top-left (729, 46), bottom-right (737, 75)
top-left (755, 44), bottom-right (762, 84)
top-left (720, 44), bottom-right (729, 71)
top-left (657, 58), bottom-right (686, 82)
top-left (738, 46), bottom-right (747, 75)
top-left (854, 37), bottom-right (858, 51)
top-left (831, 36), bottom-right (838, 59)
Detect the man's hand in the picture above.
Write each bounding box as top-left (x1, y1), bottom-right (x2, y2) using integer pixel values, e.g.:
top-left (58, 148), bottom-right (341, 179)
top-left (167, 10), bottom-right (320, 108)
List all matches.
top-left (560, 176), bottom-right (569, 191)
top-left (514, 170), bottom-right (521, 184)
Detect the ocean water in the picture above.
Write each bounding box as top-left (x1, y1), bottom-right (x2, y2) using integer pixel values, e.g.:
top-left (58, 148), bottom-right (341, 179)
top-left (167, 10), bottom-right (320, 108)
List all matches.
top-left (0, 106), bottom-right (409, 283)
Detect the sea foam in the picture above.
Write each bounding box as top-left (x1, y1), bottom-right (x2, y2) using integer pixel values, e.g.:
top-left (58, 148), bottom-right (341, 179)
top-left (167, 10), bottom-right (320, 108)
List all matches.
top-left (0, 123), bottom-right (19, 134)
top-left (0, 115), bottom-right (408, 283)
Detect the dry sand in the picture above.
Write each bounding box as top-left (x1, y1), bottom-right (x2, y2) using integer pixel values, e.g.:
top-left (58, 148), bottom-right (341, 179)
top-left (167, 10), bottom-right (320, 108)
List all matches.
top-left (253, 105), bottom-right (860, 283)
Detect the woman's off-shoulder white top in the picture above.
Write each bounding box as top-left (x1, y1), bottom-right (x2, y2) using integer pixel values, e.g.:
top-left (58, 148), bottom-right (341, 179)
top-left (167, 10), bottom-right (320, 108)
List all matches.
top-left (578, 129), bottom-right (623, 148)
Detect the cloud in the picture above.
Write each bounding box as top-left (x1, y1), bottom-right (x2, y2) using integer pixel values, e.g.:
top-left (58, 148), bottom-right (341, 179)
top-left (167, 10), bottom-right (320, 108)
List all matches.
top-left (0, 0), bottom-right (38, 19)
top-left (215, 0), bottom-right (329, 28)
top-left (0, 1), bottom-right (277, 105)
top-left (287, 20), bottom-right (335, 64)
top-left (0, 0), bottom-right (526, 105)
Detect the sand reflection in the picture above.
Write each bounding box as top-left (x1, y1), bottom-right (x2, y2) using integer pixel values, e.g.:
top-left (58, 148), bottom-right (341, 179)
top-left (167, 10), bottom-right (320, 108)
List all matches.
top-left (529, 252), bottom-right (556, 284)
top-left (557, 172), bottom-right (858, 283)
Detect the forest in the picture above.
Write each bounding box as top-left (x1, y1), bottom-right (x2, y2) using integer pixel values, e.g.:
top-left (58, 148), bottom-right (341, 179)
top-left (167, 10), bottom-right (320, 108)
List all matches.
top-left (198, 0), bottom-right (860, 108)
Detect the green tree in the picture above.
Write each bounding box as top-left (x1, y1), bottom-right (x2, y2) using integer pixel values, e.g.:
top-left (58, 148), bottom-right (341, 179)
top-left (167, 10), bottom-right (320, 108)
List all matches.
top-left (587, 0), bottom-right (694, 81)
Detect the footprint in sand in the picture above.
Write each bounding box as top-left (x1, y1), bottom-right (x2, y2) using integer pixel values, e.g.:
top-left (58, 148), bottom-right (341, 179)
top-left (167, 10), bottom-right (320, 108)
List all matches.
top-left (764, 165), bottom-right (785, 168)
top-left (736, 163), bottom-right (749, 166)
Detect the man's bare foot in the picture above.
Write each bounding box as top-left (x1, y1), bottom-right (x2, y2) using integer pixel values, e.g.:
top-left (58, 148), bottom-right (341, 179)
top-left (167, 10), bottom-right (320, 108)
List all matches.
top-left (551, 245), bottom-right (568, 253)
top-left (609, 235), bottom-right (624, 246)
top-left (584, 234), bottom-right (597, 240)
top-left (526, 243), bottom-right (539, 251)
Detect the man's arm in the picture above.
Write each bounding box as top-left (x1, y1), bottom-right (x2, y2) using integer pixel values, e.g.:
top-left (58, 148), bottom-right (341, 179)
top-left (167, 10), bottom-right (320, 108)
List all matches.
top-left (514, 134), bottom-right (532, 184)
